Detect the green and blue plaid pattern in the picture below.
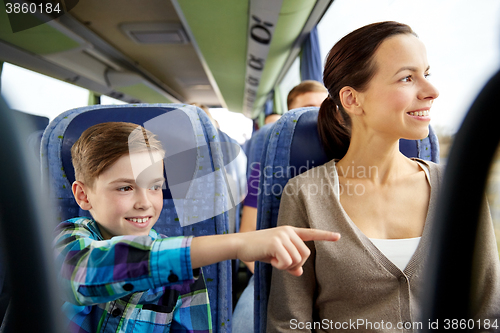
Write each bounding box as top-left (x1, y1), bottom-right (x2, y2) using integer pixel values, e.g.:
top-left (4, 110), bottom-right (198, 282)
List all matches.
top-left (54, 217), bottom-right (212, 333)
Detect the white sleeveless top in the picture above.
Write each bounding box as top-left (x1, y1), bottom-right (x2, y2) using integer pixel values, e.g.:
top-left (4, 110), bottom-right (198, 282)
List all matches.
top-left (368, 237), bottom-right (421, 271)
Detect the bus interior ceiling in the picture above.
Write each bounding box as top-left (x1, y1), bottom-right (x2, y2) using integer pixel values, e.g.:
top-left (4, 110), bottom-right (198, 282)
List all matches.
top-left (0, 0), bottom-right (332, 118)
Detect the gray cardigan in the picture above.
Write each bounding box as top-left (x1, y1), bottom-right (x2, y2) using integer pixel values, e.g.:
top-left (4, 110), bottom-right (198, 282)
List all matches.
top-left (267, 159), bottom-right (500, 332)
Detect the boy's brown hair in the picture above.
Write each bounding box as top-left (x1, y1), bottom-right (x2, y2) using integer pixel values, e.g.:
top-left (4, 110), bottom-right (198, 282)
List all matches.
top-left (287, 80), bottom-right (328, 110)
top-left (71, 122), bottom-right (164, 188)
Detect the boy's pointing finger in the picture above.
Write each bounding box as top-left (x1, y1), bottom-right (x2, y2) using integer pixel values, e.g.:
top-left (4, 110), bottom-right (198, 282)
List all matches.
top-left (294, 228), bottom-right (341, 242)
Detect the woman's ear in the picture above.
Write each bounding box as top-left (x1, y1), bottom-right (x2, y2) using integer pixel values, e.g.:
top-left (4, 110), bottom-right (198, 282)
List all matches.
top-left (72, 181), bottom-right (92, 210)
top-left (339, 87), bottom-right (363, 116)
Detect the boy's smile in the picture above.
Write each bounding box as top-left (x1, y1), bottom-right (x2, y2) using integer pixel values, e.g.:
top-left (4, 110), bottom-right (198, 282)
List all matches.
top-left (73, 151), bottom-right (165, 239)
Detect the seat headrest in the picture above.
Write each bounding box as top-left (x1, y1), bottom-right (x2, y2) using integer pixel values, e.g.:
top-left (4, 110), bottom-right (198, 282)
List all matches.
top-left (289, 109), bottom-right (329, 178)
top-left (61, 106), bottom-right (194, 200)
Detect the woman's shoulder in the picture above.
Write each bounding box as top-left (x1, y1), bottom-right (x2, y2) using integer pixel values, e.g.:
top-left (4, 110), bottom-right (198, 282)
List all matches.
top-left (411, 157), bottom-right (443, 169)
top-left (411, 158), bottom-right (446, 183)
top-left (287, 159), bottom-right (337, 186)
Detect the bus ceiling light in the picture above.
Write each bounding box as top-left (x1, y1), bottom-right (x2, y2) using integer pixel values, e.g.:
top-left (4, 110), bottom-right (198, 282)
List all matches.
top-left (120, 22), bottom-right (190, 44)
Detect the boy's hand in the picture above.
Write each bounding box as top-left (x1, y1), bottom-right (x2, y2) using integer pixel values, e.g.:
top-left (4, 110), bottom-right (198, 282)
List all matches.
top-left (190, 226), bottom-right (340, 275)
top-left (235, 226), bottom-right (340, 276)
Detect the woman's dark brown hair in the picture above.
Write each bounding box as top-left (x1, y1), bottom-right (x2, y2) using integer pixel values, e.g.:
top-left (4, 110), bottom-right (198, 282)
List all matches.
top-left (318, 21), bottom-right (416, 159)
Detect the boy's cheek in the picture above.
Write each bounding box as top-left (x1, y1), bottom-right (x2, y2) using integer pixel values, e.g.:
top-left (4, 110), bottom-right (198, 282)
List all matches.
top-left (154, 194), bottom-right (164, 209)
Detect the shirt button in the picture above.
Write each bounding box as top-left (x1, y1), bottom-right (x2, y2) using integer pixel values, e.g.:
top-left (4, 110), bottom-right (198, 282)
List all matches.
top-left (168, 273), bottom-right (179, 283)
top-left (399, 276), bottom-right (407, 283)
top-left (112, 308), bottom-right (122, 317)
top-left (123, 283), bottom-right (133, 291)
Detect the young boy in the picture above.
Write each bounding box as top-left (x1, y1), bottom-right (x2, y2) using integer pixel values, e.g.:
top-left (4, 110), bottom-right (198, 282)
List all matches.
top-left (54, 122), bottom-right (340, 333)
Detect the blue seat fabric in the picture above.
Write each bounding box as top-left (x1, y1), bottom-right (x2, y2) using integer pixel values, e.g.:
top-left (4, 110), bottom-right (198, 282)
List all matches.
top-left (243, 123), bottom-right (274, 209)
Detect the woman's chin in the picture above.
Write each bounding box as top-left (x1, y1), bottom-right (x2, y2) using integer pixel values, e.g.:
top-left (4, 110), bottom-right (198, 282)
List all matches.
top-left (402, 128), bottom-right (430, 141)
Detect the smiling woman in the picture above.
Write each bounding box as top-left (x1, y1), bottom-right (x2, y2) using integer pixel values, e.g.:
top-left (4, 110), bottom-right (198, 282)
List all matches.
top-left (346, 33), bottom-right (438, 143)
top-left (318, 21), bottom-right (437, 159)
top-left (317, 0), bottom-right (500, 136)
top-left (266, 21), bottom-right (500, 333)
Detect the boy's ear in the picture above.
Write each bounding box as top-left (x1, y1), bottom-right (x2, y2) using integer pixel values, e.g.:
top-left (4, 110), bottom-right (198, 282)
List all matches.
top-left (72, 181), bottom-right (92, 210)
top-left (339, 86), bottom-right (363, 116)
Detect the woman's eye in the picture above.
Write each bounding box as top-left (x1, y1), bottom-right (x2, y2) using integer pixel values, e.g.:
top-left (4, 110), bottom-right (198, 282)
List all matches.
top-left (424, 72), bottom-right (431, 79)
top-left (118, 186), bottom-right (132, 192)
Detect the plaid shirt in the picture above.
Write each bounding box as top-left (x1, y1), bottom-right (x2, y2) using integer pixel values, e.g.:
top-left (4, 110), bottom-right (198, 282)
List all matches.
top-left (54, 217), bottom-right (212, 333)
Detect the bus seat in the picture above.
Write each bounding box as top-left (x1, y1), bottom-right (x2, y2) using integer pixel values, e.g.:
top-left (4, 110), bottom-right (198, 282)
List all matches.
top-left (254, 107), bottom-right (440, 333)
top-left (0, 247), bottom-right (8, 325)
top-left (217, 130), bottom-right (248, 306)
top-left (236, 123), bottom-right (273, 293)
top-left (217, 129), bottom-right (247, 234)
top-left (242, 136), bottom-right (252, 156)
top-left (400, 124), bottom-right (440, 163)
top-left (0, 110), bottom-right (49, 326)
top-left (243, 123), bottom-right (275, 210)
top-left (41, 103), bottom-right (233, 333)
top-left (12, 110), bottom-right (49, 166)
top-left (246, 123), bottom-right (274, 177)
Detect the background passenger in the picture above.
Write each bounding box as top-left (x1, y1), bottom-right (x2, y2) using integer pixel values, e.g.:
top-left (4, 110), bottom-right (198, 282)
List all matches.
top-left (287, 80), bottom-right (328, 110)
top-left (264, 113), bottom-right (282, 125)
top-left (267, 21), bottom-right (500, 332)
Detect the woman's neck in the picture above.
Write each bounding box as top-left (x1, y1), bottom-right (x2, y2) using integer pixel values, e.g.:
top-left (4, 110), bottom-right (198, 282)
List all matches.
top-left (337, 132), bottom-right (414, 185)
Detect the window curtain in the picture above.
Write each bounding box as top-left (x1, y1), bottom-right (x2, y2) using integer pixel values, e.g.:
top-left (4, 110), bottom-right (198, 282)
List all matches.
top-left (300, 25), bottom-right (322, 83)
top-left (264, 97), bottom-right (274, 116)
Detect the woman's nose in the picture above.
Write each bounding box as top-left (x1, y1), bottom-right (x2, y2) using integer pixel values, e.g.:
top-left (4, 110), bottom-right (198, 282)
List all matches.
top-left (419, 79), bottom-right (439, 101)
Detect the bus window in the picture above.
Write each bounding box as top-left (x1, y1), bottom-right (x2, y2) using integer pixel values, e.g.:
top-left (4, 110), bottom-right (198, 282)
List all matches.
top-left (100, 95), bottom-right (128, 105)
top-left (210, 108), bottom-right (253, 145)
top-left (1, 63), bottom-right (89, 120)
top-left (277, 57), bottom-right (301, 113)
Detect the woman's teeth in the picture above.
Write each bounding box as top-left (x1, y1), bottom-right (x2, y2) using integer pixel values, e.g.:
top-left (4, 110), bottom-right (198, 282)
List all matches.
top-left (408, 110), bottom-right (429, 117)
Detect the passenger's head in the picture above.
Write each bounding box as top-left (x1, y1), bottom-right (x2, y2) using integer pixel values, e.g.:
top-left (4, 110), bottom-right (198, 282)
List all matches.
top-left (287, 80), bottom-right (328, 110)
top-left (265, 113), bottom-right (281, 125)
top-left (318, 21), bottom-right (439, 159)
top-left (71, 122), bottom-right (165, 239)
